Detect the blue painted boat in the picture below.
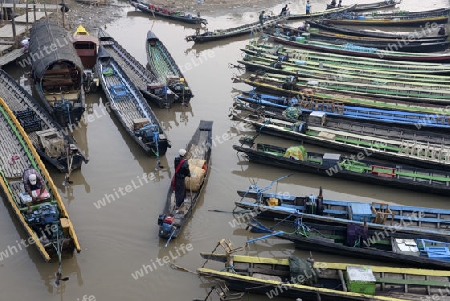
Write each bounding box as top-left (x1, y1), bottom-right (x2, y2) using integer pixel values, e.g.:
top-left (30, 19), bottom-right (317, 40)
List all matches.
top-left (236, 90), bottom-right (450, 129)
top-left (234, 185), bottom-right (450, 242)
top-left (243, 218), bottom-right (450, 270)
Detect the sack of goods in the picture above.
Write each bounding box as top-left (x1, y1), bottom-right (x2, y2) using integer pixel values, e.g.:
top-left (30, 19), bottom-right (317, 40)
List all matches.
top-left (185, 159), bottom-right (206, 192)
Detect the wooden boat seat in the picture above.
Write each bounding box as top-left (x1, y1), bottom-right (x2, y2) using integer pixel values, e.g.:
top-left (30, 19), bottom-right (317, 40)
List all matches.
top-left (252, 273), bottom-right (282, 282)
top-left (322, 209), bottom-right (348, 216)
top-left (375, 277), bottom-right (450, 288)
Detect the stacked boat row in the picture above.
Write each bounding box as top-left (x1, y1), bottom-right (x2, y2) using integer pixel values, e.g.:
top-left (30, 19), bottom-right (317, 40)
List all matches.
top-left (197, 7), bottom-right (450, 300)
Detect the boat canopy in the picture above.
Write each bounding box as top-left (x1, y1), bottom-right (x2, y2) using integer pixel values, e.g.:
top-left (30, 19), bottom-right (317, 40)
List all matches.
top-left (29, 20), bottom-right (83, 80)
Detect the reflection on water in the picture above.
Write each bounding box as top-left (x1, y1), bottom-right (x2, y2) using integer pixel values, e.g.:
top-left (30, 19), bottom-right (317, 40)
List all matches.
top-left (2, 1), bottom-right (450, 300)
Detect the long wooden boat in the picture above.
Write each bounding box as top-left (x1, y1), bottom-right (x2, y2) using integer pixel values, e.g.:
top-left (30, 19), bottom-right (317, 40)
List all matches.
top-left (237, 77), bottom-right (450, 115)
top-left (242, 72), bottom-right (450, 105)
top-left (29, 20), bottom-right (85, 129)
top-left (281, 23), bottom-right (448, 43)
top-left (157, 120), bottom-right (212, 242)
top-left (365, 7), bottom-right (450, 17)
top-left (198, 253), bottom-right (450, 300)
top-left (238, 55), bottom-right (450, 88)
top-left (0, 70), bottom-right (87, 173)
top-left (235, 186), bottom-right (450, 241)
top-left (307, 20), bottom-right (448, 39)
top-left (351, 0), bottom-right (401, 12)
top-left (288, 4), bottom-right (356, 20)
top-left (97, 29), bottom-right (173, 108)
top-left (146, 31), bottom-right (193, 103)
top-left (271, 222), bottom-right (450, 269)
top-left (233, 113), bottom-right (450, 169)
top-left (234, 91), bottom-right (450, 130)
top-left (270, 35), bottom-right (450, 63)
top-left (185, 15), bottom-right (285, 43)
top-left (233, 142), bottom-right (450, 196)
top-left (274, 24), bottom-right (449, 47)
top-left (0, 96), bottom-right (80, 261)
top-left (129, 0), bottom-right (207, 25)
top-left (96, 47), bottom-right (171, 157)
top-left (322, 14), bottom-right (448, 26)
top-left (242, 44), bottom-right (450, 77)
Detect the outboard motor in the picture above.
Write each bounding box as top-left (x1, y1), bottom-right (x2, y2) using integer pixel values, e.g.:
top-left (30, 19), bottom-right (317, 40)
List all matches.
top-left (158, 215), bottom-right (175, 238)
top-left (135, 124), bottom-right (159, 144)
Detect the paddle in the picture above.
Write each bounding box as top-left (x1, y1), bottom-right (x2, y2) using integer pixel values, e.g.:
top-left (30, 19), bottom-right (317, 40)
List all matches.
top-left (62, 145), bottom-right (73, 186)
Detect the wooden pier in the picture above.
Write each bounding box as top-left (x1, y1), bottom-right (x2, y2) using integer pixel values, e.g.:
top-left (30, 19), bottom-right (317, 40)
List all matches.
top-left (0, 4), bottom-right (56, 68)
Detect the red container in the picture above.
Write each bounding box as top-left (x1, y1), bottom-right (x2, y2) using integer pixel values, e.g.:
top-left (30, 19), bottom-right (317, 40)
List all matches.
top-left (164, 216), bottom-right (175, 224)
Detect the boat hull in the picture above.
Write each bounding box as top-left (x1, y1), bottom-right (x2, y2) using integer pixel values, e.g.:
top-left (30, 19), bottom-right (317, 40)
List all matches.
top-left (158, 120), bottom-right (213, 240)
top-left (233, 144), bottom-right (450, 196)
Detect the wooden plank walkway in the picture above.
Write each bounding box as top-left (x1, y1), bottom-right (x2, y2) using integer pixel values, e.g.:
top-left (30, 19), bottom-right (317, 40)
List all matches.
top-left (0, 3), bottom-right (58, 9)
top-left (0, 23), bottom-right (26, 38)
top-left (0, 48), bottom-right (25, 67)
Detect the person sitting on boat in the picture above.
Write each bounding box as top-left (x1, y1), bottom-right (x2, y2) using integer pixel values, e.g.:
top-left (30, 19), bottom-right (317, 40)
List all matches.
top-left (172, 149), bottom-right (191, 209)
top-left (438, 25), bottom-right (446, 36)
top-left (337, 0), bottom-right (342, 7)
top-left (20, 38), bottom-right (30, 53)
top-left (259, 11), bottom-right (265, 26)
top-left (23, 169), bottom-right (49, 212)
top-left (306, 0), bottom-right (311, 15)
top-left (280, 4), bottom-right (289, 16)
top-left (329, 0), bottom-right (336, 8)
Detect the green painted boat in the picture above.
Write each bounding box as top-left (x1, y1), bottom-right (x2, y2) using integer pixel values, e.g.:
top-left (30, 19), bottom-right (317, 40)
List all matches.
top-left (232, 112), bottom-right (450, 169)
top-left (244, 43), bottom-right (450, 75)
top-left (243, 72), bottom-right (450, 104)
top-left (270, 35), bottom-right (450, 63)
top-left (239, 53), bottom-right (450, 85)
top-left (287, 4), bottom-right (356, 20)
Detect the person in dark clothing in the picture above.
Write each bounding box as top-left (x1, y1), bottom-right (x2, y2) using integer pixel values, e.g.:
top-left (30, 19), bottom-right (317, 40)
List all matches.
top-left (259, 11), bottom-right (265, 26)
top-left (438, 25), bottom-right (446, 36)
top-left (330, 0), bottom-right (336, 7)
top-left (338, 0), bottom-right (342, 7)
top-left (173, 149), bottom-right (191, 208)
top-left (280, 5), bottom-right (288, 16)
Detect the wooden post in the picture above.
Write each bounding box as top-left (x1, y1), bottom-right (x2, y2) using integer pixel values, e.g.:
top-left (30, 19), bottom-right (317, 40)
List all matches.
top-left (43, 3), bottom-right (47, 18)
top-left (25, 0), bottom-right (29, 30)
top-left (61, 3), bottom-right (65, 29)
top-left (33, 3), bottom-right (36, 22)
top-left (11, 2), bottom-right (16, 46)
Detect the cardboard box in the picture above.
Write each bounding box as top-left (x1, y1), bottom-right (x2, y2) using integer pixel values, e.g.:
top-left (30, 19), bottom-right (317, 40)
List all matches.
top-left (60, 218), bottom-right (70, 236)
top-left (133, 118), bottom-right (150, 131)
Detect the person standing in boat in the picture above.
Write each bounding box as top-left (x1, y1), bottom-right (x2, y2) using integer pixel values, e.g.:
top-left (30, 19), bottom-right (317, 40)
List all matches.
top-left (23, 168), bottom-right (49, 212)
top-left (259, 11), bottom-right (265, 26)
top-left (280, 4), bottom-right (289, 16)
top-left (337, 0), bottom-right (342, 7)
top-left (172, 149), bottom-right (191, 209)
top-left (306, 0), bottom-right (311, 15)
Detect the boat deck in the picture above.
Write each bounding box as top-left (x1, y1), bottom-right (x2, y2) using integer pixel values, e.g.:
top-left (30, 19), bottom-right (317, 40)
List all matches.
top-left (147, 42), bottom-right (180, 83)
top-left (0, 105), bottom-right (31, 180)
top-left (98, 30), bottom-right (158, 92)
top-left (100, 61), bottom-right (145, 131)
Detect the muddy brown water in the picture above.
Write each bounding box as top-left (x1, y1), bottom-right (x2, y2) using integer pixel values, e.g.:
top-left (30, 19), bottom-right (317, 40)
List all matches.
top-left (1, 1), bottom-right (450, 300)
